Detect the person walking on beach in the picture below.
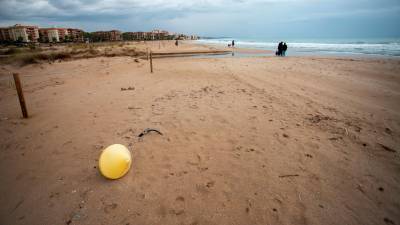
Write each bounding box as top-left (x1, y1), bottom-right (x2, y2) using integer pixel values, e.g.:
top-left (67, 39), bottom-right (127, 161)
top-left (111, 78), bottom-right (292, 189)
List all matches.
top-left (232, 40), bottom-right (235, 48)
top-left (175, 39), bottom-right (179, 47)
top-left (282, 42), bottom-right (288, 56)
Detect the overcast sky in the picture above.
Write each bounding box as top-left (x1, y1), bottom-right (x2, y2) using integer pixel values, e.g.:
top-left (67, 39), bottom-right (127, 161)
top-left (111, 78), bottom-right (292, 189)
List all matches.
top-left (0, 0), bottom-right (399, 38)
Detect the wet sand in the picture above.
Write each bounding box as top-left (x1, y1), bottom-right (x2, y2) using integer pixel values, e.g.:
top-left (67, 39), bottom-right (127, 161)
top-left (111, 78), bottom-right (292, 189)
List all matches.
top-left (0, 41), bottom-right (399, 225)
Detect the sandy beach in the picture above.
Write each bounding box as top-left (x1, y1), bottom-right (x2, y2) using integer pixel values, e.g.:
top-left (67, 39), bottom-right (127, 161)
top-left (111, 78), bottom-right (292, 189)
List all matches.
top-left (0, 41), bottom-right (399, 225)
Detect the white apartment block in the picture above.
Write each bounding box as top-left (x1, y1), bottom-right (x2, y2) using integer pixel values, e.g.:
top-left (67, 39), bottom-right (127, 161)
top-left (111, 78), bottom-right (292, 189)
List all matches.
top-left (47, 29), bottom-right (60, 42)
top-left (4, 24), bottom-right (40, 42)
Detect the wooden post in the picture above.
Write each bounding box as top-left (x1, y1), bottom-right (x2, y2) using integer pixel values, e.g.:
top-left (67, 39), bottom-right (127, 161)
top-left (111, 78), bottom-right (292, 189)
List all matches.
top-left (158, 31), bottom-right (160, 49)
top-left (150, 51), bottom-right (153, 73)
top-left (12, 73), bottom-right (28, 118)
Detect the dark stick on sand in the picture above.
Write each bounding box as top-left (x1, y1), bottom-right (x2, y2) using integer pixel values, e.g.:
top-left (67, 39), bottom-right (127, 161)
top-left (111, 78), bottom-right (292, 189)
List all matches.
top-left (138, 128), bottom-right (163, 138)
top-left (279, 174), bottom-right (299, 178)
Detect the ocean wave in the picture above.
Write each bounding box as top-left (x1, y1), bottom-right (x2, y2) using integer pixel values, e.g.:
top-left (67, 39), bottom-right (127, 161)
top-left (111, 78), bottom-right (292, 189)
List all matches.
top-left (196, 38), bottom-right (400, 57)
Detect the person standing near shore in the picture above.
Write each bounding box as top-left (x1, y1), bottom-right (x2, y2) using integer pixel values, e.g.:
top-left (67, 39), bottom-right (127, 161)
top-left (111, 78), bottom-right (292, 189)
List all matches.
top-left (277, 42), bottom-right (283, 56)
top-left (282, 42), bottom-right (288, 56)
top-left (232, 40), bottom-right (235, 48)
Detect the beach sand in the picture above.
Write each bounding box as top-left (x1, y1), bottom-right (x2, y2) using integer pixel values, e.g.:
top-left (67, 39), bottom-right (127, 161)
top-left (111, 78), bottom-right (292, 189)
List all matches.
top-left (124, 40), bottom-right (272, 55)
top-left (0, 41), bottom-right (399, 225)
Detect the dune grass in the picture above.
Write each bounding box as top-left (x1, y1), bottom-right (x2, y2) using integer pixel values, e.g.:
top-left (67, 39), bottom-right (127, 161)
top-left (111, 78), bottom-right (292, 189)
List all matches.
top-left (0, 44), bottom-right (145, 66)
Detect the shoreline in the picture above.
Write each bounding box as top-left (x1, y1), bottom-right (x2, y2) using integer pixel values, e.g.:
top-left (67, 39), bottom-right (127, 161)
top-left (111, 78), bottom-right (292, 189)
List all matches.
top-left (191, 39), bottom-right (400, 59)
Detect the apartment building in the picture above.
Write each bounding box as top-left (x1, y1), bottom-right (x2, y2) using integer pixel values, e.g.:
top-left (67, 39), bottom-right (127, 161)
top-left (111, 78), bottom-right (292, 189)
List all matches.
top-left (122, 30), bottom-right (180, 41)
top-left (146, 29), bottom-right (170, 40)
top-left (57, 28), bottom-right (69, 41)
top-left (39, 28), bottom-right (84, 42)
top-left (39, 28), bottom-right (59, 42)
top-left (24, 25), bottom-right (40, 42)
top-left (110, 30), bottom-right (122, 41)
top-left (0, 24), bottom-right (39, 42)
top-left (0, 28), bottom-right (11, 42)
top-left (67, 28), bottom-right (84, 42)
top-left (0, 23), bottom-right (196, 43)
top-left (135, 32), bottom-right (147, 40)
top-left (122, 32), bottom-right (135, 41)
top-left (122, 32), bottom-right (148, 40)
top-left (92, 30), bottom-right (122, 42)
top-left (155, 29), bottom-right (170, 39)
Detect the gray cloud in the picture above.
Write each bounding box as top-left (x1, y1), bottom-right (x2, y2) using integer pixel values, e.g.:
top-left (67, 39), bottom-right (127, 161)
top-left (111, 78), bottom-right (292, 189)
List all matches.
top-left (0, 0), bottom-right (399, 37)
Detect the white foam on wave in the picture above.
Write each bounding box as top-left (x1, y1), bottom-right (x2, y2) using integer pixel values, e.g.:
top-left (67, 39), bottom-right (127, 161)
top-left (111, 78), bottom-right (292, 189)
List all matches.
top-left (196, 38), bottom-right (400, 56)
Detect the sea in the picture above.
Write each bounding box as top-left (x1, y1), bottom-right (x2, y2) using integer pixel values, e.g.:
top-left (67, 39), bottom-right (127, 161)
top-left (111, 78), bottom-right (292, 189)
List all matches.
top-left (196, 37), bottom-right (400, 58)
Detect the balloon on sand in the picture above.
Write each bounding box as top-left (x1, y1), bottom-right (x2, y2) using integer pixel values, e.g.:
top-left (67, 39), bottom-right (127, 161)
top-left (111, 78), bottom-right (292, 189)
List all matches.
top-left (99, 144), bottom-right (132, 179)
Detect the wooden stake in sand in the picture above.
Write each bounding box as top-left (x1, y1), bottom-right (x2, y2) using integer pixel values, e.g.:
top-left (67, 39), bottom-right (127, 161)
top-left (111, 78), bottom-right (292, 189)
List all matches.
top-left (150, 51), bottom-right (153, 73)
top-left (12, 73), bottom-right (28, 118)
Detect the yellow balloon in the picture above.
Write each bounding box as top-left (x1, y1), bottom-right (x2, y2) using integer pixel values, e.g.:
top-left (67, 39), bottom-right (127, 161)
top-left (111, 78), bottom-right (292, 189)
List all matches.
top-left (99, 144), bottom-right (132, 179)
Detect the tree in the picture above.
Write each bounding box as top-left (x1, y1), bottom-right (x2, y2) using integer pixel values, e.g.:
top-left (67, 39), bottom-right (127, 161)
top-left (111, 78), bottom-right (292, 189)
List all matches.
top-left (122, 32), bottom-right (133, 41)
top-left (84, 32), bottom-right (98, 42)
top-left (52, 37), bottom-right (57, 43)
top-left (64, 35), bottom-right (70, 42)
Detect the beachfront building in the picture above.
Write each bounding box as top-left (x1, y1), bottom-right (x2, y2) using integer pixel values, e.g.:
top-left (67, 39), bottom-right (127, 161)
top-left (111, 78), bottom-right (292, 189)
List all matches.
top-left (57, 28), bottom-right (69, 41)
top-left (149, 29), bottom-right (170, 40)
top-left (39, 27), bottom-right (84, 42)
top-left (67, 28), bottom-right (84, 42)
top-left (0, 24), bottom-right (84, 43)
top-left (108, 30), bottom-right (122, 41)
top-left (39, 28), bottom-right (60, 42)
top-left (122, 32), bottom-right (135, 41)
top-left (11, 24), bottom-right (39, 42)
top-left (0, 24), bottom-right (39, 42)
top-left (0, 23), bottom-right (197, 43)
top-left (145, 31), bottom-right (154, 40)
top-left (174, 34), bottom-right (188, 40)
top-left (0, 28), bottom-right (11, 42)
top-left (135, 32), bottom-right (148, 40)
top-left (122, 32), bottom-right (148, 41)
top-left (91, 30), bottom-right (122, 42)
top-left (124, 29), bottom-right (174, 41)
top-left (102, 29), bottom-right (195, 41)
top-left (47, 29), bottom-right (59, 42)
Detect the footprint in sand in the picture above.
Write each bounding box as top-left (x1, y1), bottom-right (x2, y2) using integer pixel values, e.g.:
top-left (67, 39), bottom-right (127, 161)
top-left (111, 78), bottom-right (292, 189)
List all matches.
top-left (245, 147), bottom-right (256, 153)
top-left (196, 181), bottom-right (215, 194)
top-left (206, 181), bottom-right (215, 188)
top-left (175, 195), bottom-right (185, 201)
top-left (305, 154), bottom-right (313, 158)
top-left (161, 196), bottom-right (185, 216)
top-left (102, 202), bottom-right (118, 214)
top-left (384, 217), bottom-right (395, 225)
